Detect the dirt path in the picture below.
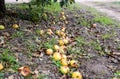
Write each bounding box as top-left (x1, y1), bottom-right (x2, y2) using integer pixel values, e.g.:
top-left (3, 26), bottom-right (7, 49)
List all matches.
top-left (76, 0), bottom-right (120, 22)
top-left (5, 0), bottom-right (30, 3)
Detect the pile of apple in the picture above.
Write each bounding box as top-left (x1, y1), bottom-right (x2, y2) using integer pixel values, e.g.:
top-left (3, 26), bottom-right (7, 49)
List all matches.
top-left (44, 23), bottom-right (83, 79)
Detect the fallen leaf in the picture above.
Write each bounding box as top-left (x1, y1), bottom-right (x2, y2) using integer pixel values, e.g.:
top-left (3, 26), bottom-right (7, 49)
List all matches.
top-left (0, 36), bottom-right (5, 45)
top-left (32, 70), bottom-right (39, 79)
top-left (112, 52), bottom-right (120, 56)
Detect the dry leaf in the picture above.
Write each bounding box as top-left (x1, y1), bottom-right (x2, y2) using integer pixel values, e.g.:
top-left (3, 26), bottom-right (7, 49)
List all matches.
top-left (0, 63), bottom-right (3, 71)
top-left (32, 70), bottom-right (39, 79)
top-left (18, 66), bottom-right (31, 76)
top-left (0, 36), bottom-right (4, 45)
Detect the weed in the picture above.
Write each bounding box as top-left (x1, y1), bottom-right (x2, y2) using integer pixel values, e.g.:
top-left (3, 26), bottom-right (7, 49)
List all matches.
top-left (25, 40), bottom-right (37, 52)
top-left (67, 36), bottom-right (87, 55)
top-left (89, 40), bottom-right (102, 51)
top-left (0, 72), bottom-right (4, 79)
top-left (75, 36), bottom-right (87, 46)
top-left (102, 30), bottom-right (115, 39)
top-left (11, 31), bottom-right (24, 38)
top-left (38, 75), bottom-right (48, 79)
top-left (94, 16), bottom-right (113, 25)
top-left (44, 2), bottom-right (61, 13)
top-left (114, 70), bottom-right (120, 79)
top-left (0, 48), bottom-right (19, 70)
top-left (44, 38), bottom-right (57, 49)
top-left (52, 59), bottom-right (62, 68)
top-left (102, 33), bottom-right (112, 39)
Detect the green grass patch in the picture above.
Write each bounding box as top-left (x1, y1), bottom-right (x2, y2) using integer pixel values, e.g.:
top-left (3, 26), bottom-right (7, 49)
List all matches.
top-left (94, 16), bottom-right (113, 25)
top-left (114, 70), bottom-right (120, 79)
top-left (43, 38), bottom-right (57, 49)
top-left (0, 48), bottom-right (19, 70)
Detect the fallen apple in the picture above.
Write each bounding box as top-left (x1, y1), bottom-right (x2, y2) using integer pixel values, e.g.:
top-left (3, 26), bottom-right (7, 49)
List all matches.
top-left (54, 45), bottom-right (60, 51)
top-left (61, 59), bottom-right (68, 66)
top-left (60, 45), bottom-right (66, 50)
top-left (60, 32), bottom-right (66, 37)
top-left (72, 71), bottom-right (82, 79)
top-left (61, 12), bottom-right (65, 15)
top-left (60, 66), bottom-right (69, 74)
top-left (58, 40), bottom-right (64, 46)
top-left (62, 15), bottom-right (66, 20)
top-left (61, 27), bottom-right (66, 32)
top-left (46, 49), bottom-right (53, 55)
top-left (70, 60), bottom-right (78, 67)
top-left (53, 52), bottom-right (61, 61)
top-left (12, 24), bottom-right (19, 29)
top-left (65, 21), bottom-right (68, 24)
top-left (40, 30), bottom-right (44, 35)
top-left (61, 54), bottom-right (67, 60)
top-left (92, 23), bottom-right (97, 28)
top-left (0, 63), bottom-right (3, 71)
top-left (56, 30), bottom-right (61, 36)
top-left (63, 38), bottom-right (69, 44)
top-left (0, 25), bottom-right (5, 30)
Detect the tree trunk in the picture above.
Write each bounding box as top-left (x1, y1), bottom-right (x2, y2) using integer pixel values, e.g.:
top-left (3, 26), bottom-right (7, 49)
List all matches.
top-left (0, 0), bottom-right (6, 18)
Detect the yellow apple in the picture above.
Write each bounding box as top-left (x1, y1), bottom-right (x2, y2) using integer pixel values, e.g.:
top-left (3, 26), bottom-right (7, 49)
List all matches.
top-left (66, 15), bottom-right (68, 17)
top-left (53, 52), bottom-right (61, 61)
top-left (61, 54), bottom-right (67, 60)
top-left (61, 59), bottom-right (68, 66)
top-left (46, 49), bottom-right (53, 55)
top-left (56, 30), bottom-right (61, 36)
top-left (60, 32), bottom-right (66, 37)
top-left (61, 12), bottom-right (65, 15)
top-left (70, 60), bottom-right (78, 67)
top-left (54, 45), bottom-right (60, 51)
top-left (12, 24), bottom-right (19, 29)
top-left (61, 27), bottom-right (66, 32)
top-left (63, 38), bottom-right (69, 44)
top-left (52, 21), bottom-right (55, 24)
top-left (62, 15), bottom-right (66, 20)
top-left (72, 71), bottom-right (82, 79)
top-left (60, 18), bottom-right (63, 20)
top-left (40, 30), bottom-right (44, 35)
top-left (58, 40), bottom-right (64, 46)
top-left (60, 66), bottom-right (69, 74)
top-left (65, 21), bottom-right (68, 24)
top-left (0, 25), bottom-right (5, 30)
top-left (0, 63), bottom-right (3, 71)
top-left (60, 45), bottom-right (66, 50)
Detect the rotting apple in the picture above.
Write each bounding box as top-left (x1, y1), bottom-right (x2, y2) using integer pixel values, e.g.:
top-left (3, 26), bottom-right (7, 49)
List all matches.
top-left (72, 71), bottom-right (82, 79)
top-left (70, 60), bottom-right (78, 67)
